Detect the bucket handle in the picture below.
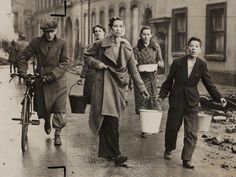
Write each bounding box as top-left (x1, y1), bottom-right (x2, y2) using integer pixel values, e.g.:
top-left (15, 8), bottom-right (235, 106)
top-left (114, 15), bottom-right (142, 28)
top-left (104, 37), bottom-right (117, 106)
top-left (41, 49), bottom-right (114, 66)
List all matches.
top-left (69, 82), bottom-right (81, 96)
top-left (139, 95), bottom-right (163, 110)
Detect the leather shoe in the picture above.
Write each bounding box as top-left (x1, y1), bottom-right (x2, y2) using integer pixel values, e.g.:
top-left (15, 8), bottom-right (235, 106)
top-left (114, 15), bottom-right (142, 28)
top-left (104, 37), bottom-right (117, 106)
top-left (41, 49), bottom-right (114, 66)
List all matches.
top-left (114, 155), bottom-right (128, 165)
top-left (183, 160), bottom-right (194, 169)
top-left (44, 119), bottom-right (51, 135)
top-left (54, 133), bottom-right (62, 146)
top-left (164, 150), bottom-right (172, 160)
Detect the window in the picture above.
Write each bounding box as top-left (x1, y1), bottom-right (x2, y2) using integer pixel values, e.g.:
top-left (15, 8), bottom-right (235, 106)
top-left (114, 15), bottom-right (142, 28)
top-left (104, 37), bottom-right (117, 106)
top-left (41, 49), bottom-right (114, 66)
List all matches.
top-left (91, 11), bottom-right (96, 42)
top-left (206, 2), bottom-right (226, 61)
top-left (109, 8), bottom-right (114, 19)
top-left (84, 13), bottom-right (88, 45)
top-left (172, 8), bottom-right (187, 54)
top-left (119, 7), bottom-right (126, 20)
top-left (99, 10), bottom-right (105, 27)
top-left (91, 11), bottom-right (96, 26)
top-left (43, 0), bottom-right (46, 9)
top-left (49, 0), bottom-right (52, 8)
top-left (131, 5), bottom-right (138, 45)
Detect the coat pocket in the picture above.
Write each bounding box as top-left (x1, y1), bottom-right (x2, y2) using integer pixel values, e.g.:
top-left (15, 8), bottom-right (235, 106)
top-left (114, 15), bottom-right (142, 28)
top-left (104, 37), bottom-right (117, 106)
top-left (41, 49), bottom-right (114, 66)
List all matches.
top-left (108, 67), bottom-right (129, 87)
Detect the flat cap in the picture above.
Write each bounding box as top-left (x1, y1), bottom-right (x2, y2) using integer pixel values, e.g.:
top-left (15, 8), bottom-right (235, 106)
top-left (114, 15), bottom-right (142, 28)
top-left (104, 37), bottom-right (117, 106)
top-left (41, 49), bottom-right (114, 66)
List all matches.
top-left (40, 20), bottom-right (57, 31)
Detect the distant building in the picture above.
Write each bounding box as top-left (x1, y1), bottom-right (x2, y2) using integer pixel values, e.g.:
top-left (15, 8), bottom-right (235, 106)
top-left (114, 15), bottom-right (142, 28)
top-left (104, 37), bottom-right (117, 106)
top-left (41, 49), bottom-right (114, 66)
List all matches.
top-left (11, 0), bottom-right (26, 34)
top-left (11, 0), bottom-right (236, 86)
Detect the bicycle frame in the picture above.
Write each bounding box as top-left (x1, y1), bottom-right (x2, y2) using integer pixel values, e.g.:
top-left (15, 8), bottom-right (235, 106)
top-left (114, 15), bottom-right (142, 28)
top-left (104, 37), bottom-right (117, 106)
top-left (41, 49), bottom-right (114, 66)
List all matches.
top-left (10, 73), bottom-right (42, 152)
top-left (23, 79), bottom-right (34, 116)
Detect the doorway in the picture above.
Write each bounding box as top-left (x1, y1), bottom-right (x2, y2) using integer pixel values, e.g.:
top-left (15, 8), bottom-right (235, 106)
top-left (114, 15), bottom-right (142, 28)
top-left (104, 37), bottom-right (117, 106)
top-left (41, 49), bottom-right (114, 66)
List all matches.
top-left (152, 18), bottom-right (170, 74)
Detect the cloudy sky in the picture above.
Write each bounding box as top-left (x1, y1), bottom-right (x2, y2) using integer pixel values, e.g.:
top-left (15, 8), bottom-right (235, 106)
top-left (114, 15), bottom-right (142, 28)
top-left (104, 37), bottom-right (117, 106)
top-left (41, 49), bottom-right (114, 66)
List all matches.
top-left (0, 0), bottom-right (17, 40)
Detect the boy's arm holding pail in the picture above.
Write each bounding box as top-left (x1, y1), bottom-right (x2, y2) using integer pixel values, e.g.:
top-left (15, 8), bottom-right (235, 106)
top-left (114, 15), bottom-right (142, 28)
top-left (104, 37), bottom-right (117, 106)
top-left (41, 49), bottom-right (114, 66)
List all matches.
top-left (201, 62), bottom-right (227, 107)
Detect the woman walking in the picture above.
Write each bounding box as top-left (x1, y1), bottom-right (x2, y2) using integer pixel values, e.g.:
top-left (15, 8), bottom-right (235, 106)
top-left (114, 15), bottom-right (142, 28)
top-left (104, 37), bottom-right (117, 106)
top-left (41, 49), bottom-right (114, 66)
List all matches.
top-left (83, 17), bottom-right (149, 166)
top-left (133, 26), bottom-right (164, 138)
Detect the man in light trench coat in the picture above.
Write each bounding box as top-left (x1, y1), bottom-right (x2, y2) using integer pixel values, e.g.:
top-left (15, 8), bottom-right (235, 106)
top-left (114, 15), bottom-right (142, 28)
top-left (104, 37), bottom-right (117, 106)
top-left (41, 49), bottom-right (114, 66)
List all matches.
top-left (17, 19), bottom-right (70, 146)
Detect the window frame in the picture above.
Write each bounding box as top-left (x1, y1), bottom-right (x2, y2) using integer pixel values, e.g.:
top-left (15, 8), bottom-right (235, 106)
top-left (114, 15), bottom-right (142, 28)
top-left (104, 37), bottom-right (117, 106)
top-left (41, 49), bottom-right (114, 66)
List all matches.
top-left (99, 10), bottom-right (105, 27)
top-left (205, 2), bottom-right (227, 61)
top-left (171, 7), bottom-right (188, 57)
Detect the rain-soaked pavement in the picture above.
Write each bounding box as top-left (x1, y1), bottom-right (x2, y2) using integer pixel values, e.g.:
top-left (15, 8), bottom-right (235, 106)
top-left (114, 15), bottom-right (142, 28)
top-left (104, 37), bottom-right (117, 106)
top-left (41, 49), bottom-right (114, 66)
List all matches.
top-left (0, 63), bottom-right (236, 177)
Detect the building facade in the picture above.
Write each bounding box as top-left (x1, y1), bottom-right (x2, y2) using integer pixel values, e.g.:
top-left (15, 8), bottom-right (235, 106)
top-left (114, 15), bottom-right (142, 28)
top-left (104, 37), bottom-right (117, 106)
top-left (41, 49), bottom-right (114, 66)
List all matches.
top-left (11, 0), bottom-right (236, 86)
top-left (140, 0), bottom-right (236, 85)
top-left (11, 0), bottom-right (26, 34)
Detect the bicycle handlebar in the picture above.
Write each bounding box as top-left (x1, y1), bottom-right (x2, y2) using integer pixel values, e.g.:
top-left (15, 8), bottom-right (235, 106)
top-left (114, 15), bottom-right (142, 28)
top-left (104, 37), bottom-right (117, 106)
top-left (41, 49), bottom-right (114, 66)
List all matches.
top-left (9, 73), bottom-right (45, 83)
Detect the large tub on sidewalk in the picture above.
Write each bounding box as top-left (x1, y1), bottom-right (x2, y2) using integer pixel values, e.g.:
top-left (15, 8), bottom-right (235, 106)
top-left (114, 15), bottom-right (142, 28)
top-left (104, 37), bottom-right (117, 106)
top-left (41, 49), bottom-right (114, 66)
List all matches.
top-left (139, 109), bottom-right (163, 134)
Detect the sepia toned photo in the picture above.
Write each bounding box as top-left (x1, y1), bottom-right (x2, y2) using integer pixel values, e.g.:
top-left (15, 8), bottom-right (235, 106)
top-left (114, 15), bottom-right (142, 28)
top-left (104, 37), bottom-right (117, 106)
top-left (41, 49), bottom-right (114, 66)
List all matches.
top-left (0, 0), bottom-right (236, 176)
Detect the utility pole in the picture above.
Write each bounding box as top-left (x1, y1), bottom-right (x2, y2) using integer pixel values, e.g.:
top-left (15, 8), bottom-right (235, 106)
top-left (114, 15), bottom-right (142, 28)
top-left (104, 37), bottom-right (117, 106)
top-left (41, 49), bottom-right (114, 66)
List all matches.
top-left (88, 0), bottom-right (91, 44)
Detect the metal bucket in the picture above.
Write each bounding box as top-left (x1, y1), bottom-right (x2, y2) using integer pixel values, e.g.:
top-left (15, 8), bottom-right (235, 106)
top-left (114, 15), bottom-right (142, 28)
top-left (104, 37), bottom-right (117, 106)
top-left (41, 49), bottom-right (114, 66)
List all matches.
top-left (197, 112), bottom-right (212, 132)
top-left (139, 109), bottom-right (163, 134)
top-left (69, 83), bottom-right (88, 114)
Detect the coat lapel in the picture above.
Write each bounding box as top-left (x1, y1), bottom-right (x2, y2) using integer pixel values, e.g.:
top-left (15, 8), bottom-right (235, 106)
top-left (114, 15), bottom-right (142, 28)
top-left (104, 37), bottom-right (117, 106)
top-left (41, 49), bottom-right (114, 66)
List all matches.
top-left (101, 36), bottom-right (117, 65)
top-left (46, 39), bottom-right (58, 61)
top-left (101, 36), bottom-right (132, 67)
top-left (104, 47), bottom-right (117, 65)
top-left (188, 58), bottom-right (200, 81)
top-left (180, 56), bottom-right (188, 81)
top-left (38, 37), bottom-right (49, 58)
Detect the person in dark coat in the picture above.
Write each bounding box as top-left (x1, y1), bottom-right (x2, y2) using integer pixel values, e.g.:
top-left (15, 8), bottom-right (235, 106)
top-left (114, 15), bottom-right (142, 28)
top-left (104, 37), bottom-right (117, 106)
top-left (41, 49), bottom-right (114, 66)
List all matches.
top-left (17, 19), bottom-right (70, 146)
top-left (80, 25), bottom-right (106, 104)
top-left (8, 40), bottom-right (18, 74)
top-left (16, 32), bottom-right (29, 82)
top-left (158, 37), bottom-right (227, 168)
top-left (83, 17), bottom-right (149, 166)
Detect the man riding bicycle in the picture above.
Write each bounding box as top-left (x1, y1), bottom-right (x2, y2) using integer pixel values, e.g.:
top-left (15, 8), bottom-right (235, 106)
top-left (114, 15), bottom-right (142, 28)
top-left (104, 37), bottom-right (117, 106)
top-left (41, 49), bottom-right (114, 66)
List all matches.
top-left (17, 19), bottom-right (70, 146)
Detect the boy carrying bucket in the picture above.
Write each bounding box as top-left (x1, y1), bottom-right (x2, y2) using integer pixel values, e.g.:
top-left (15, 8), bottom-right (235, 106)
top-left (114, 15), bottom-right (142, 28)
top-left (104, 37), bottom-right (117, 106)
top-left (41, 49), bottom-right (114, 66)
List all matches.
top-left (157, 37), bottom-right (227, 168)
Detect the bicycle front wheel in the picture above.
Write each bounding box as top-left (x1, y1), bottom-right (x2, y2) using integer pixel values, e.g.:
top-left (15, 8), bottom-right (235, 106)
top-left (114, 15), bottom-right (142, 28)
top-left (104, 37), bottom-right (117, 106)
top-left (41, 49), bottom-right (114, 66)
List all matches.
top-left (21, 97), bottom-right (30, 153)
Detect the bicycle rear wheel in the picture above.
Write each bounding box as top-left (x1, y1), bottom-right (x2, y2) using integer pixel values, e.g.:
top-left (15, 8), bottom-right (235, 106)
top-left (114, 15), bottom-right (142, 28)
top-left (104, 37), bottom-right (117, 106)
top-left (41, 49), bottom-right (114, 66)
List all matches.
top-left (21, 97), bottom-right (30, 153)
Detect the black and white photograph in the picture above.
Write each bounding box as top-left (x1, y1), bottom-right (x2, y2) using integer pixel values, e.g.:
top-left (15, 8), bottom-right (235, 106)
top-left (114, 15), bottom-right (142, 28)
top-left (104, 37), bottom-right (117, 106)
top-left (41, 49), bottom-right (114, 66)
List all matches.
top-left (0, 0), bottom-right (236, 176)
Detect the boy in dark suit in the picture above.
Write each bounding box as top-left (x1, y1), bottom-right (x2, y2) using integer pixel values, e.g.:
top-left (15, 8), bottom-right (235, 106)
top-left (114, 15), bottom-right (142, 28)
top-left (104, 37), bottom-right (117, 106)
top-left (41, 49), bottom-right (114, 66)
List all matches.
top-left (158, 37), bottom-right (227, 168)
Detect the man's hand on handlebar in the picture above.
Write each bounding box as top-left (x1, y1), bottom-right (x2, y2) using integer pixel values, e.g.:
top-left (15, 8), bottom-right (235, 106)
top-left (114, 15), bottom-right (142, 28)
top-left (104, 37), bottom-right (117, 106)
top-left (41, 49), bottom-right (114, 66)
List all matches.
top-left (18, 71), bottom-right (28, 79)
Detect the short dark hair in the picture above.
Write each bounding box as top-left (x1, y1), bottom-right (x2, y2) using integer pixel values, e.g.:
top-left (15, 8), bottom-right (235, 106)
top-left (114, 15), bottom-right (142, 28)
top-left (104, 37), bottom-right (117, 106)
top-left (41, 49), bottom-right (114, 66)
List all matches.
top-left (187, 37), bottom-right (202, 47)
top-left (92, 25), bottom-right (106, 33)
top-left (108, 16), bottom-right (123, 28)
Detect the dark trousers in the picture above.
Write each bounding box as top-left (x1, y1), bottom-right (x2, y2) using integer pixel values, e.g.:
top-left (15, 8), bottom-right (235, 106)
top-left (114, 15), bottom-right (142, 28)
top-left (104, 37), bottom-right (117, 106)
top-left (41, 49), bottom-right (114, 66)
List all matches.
top-left (98, 116), bottom-right (121, 158)
top-left (165, 105), bottom-right (198, 161)
top-left (9, 62), bottom-right (17, 74)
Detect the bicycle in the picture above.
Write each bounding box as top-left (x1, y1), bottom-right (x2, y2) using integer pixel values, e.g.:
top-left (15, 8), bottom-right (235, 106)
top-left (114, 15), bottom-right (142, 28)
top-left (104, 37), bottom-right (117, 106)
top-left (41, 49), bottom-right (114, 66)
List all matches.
top-left (10, 73), bottom-right (43, 153)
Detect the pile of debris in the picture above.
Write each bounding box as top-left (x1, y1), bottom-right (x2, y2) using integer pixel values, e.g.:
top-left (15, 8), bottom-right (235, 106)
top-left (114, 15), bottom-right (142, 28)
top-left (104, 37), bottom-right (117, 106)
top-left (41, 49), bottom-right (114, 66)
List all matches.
top-left (201, 110), bottom-right (236, 153)
top-left (198, 109), bottom-right (236, 170)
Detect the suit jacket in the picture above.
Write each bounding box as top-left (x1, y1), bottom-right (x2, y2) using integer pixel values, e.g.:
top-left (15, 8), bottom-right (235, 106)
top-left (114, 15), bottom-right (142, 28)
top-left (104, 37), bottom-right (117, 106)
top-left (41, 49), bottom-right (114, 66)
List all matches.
top-left (159, 55), bottom-right (222, 107)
